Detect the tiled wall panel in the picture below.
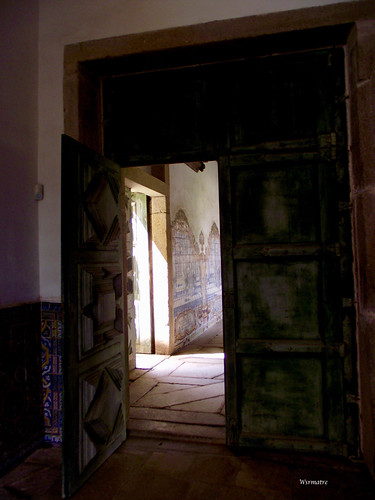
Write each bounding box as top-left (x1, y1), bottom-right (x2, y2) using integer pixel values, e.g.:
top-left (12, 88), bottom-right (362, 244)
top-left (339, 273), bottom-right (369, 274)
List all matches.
top-left (41, 302), bottom-right (62, 443)
top-left (172, 209), bottom-right (222, 350)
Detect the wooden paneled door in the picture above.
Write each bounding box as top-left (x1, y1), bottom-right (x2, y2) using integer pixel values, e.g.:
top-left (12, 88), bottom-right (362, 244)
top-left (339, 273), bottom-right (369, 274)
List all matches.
top-left (219, 135), bottom-right (357, 454)
top-left (61, 135), bottom-right (128, 497)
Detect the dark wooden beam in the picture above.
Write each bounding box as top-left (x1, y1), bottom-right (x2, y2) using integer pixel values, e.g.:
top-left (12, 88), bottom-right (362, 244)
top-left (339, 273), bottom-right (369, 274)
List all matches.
top-left (185, 161), bottom-right (205, 172)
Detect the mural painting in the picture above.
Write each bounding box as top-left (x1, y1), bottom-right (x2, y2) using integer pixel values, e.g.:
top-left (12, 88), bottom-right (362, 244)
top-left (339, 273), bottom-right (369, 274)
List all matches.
top-left (172, 209), bottom-right (222, 350)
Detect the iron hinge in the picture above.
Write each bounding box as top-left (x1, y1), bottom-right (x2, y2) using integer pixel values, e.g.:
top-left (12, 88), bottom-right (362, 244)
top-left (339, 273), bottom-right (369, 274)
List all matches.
top-left (343, 298), bottom-right (354, 308)
top-left (339, 201), bottom-right (353, 212)
top-left (327, 242), bottom-right (341, 257)
top-left (336, 94), bottom-right (350, 103)
top-left (318, 133), bottom-right (336, 161)
top-left (346, 393), bottom-right (360, 405)
top-left (330, 132), bottom-right (337, 160)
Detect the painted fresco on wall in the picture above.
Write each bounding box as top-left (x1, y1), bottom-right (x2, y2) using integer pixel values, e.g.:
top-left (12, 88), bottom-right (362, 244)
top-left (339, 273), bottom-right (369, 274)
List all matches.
top-left (41, 302), bottom-right (62, 444)
top-left (172, 209), bottom-right (222, 349)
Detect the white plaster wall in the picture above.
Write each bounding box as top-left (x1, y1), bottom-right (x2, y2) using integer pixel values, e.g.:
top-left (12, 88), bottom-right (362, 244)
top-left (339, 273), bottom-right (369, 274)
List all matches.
top-left (38, 0), bottom-right (357, 301)
top-left (0, 0), bottom-right (39, 307)
top-left (170, 162), bottom-right (220, 243)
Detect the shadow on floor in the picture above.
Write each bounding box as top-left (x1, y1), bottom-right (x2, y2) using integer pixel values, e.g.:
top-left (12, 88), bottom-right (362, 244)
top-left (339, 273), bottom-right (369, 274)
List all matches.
top-left (1, 437), bottom-right (375, 499)
top-left (129, 321), bottom-right (225, 443)
top-left (1, 323), bottom-right (374, 499)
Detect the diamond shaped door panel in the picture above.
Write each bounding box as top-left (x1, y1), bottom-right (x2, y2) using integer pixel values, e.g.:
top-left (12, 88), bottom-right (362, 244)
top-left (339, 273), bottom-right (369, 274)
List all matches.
top-left (80, 356), bottom-right (125, 472)
top-left (79, 265), bottom-right (123, 356)
top-left (81, 170), bottom-right (120, 249)
top-left (62, 135), bottom-right (127, 497)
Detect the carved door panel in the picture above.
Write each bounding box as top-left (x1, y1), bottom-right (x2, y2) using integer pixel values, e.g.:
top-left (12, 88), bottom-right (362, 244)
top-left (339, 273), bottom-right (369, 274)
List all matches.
top-left (219, 136), bottom-right (356, 454)
top-left (61, 135), bottom-right (128, 497)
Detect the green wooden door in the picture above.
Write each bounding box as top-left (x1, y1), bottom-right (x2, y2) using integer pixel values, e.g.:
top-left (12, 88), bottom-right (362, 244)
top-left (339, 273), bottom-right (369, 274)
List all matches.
top-left (61, 135), bottom-right (128, 497)
top-left (220, 135), bottom-right (356, 454)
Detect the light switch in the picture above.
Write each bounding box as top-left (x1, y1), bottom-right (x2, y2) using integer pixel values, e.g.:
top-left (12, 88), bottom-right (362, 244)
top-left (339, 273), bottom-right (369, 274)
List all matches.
top-left (34, 183), bottom-right (44, 201)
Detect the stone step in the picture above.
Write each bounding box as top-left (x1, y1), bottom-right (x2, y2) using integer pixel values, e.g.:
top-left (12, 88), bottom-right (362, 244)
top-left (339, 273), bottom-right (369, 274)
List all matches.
top-left (130, 406), bottom-right (225, 426)
top-left (133, 381), bottom-right (225, 408)
top-left (128, 418), bottom-right (226, 444)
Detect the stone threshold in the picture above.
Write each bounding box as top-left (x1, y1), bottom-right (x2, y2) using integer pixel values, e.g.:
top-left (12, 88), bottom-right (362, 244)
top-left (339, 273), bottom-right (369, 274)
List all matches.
top-left (128, 419), bottom-right (226, 444)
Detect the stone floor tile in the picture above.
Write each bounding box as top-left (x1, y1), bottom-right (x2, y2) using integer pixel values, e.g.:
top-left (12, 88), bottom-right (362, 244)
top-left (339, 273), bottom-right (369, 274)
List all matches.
top-left (130, 368), bottom-right (150, 381)
top-left (143, 450), bottom-right (195, 475)
top-left (157, 375), bottom-right (222, 386)
top-left (121, 436), bottom-right (228, 455)
top-left (37, 483), bottom-right (65, 500)
top-left (176, 352), bottom-right (224, 360)
top-left (175, 355), bottom-right (224, 364)
top-left (0, 463), bottom-right (43, 487)
top-left (146, 357), bottom-right (185, 377)
top-left (111, 470), bottom-right (191, 500)
top-left (1, 464), bottom-right (61, 499)
top-left (100, 448), bottom-right (151, 474)
top-left (24, 444), bottom-right (61, 465)
top-left (187, 455), bottom-right (242, 486)
top-left (129, 419), bottom-right (226, 442)
top-left (171, 362), bottom-right (224, 379)
top-left (129, 323), bottom-right (225, 441)
top-left (2, 436), bottom-right (375, 500)
top-left (73, 460), bottom-right (128, 499)
top-left (73, 479), bottom-right (126, 500)
top-left (143, 437), bottom-right (231, 455)
top-left (134, 381), bottom-right (224, 408)
top-left (130, 377), bottom-right (158, 405)
top-left (135, 354), bottom-right (168, 370)
top-left (291, 465), bottom-right (375, 500)
top-left (186, 480), bottom-right (271, 500)
top-left (170, 395), bottom-right (225, 413)
top-left (147, 382), bottom-right (197, 395)
top-left (130, 406), bottom-right (225, 426)
top-left (235, 459), bottom-right (292, 497)
top-left (0, 488), bottom-right (19, 499)
top-left (7, 321), bottom-right (374, 499)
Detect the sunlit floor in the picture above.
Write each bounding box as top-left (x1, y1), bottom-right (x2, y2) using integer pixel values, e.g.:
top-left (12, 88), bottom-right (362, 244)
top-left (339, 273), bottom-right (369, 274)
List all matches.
top-left (1, 323), bottom-right (375, 499)
top-left (129, 321), bottom-right (225, 443)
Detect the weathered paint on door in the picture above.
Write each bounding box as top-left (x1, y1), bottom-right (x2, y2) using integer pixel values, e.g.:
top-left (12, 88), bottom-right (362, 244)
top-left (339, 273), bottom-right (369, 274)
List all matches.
top-left (61, 135), bottom-right (128, 497)
top-left (219, 135), bottom-right (356, 454)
